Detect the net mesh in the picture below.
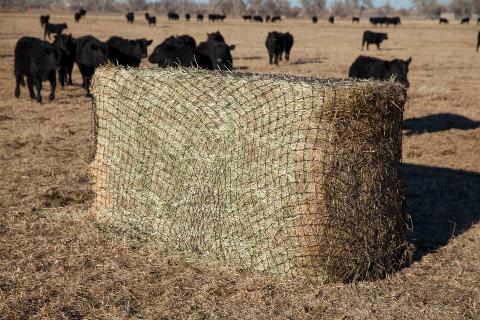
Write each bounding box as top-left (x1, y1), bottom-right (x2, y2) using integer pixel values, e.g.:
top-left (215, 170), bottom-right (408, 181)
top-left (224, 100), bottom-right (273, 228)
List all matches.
top-left (89, 65), bottom-right (412, 283)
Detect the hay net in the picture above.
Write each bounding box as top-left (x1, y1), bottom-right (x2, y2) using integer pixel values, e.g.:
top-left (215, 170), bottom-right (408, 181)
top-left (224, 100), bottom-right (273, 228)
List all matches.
top-left (90, 65), bottom-right (411, 283)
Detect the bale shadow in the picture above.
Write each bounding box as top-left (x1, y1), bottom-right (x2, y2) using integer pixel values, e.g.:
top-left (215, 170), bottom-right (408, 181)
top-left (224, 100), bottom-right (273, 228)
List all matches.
top-left (233, 66), bottom-right (249, 70)
top-left (403, 113), bottom-right (480, 135)
top-left (290, 58), bottom-right (324, 65)
top-left (0, 54), bottom-right (14, 58)
top-left (403, 163), bottom-right (480, 261)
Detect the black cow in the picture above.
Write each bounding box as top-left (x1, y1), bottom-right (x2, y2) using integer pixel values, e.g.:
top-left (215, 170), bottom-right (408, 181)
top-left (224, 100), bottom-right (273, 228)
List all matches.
top-left (312, 16), bottom-right (318, 23)
top-left (145, 13), bottom-right (156, 26)
top-left (243, 15), bottom-right (252, 21)
top-left (271, 16), bottom-right (281, 22)
top-left (44, 22), bottom-right (68, 40)
top-left (53, 34), bottom-right (76, 87)
top-left (194, 39), bottom-right (234, 70)
top-left (197, 14), bottom-right (204, 21)
top-left (477, 32), bottom-right (479, 52)
top-left (328, 16), bottom-right (334, 24)
top-left (75, 35), bottom-right (109, 96)
top-left (208, 14), bottom-right (225, 22)
top-left (362, 31), bottom-right (388, 50)
top-left (107, 36), bottom-right (153, 67)
top-left (207, 31), bottom-right (225, 43)
top-left (265, 31), bottom-right (294, 65)
top-left (168, 12), bottom-right (179, 20)
top-left (74, 9), bottom-right (86, 22)
top-left (253, 15), bottom-right (263, 22)
top-left (185, 13), bottom-right (191, 21)
top-left (439, 17), bottom-right (449, 24)
top-left (370, 16), bottom-right (387, 26)
top-left (352, 16), bottom-right (360, 23)
top-left (349, 56), bottom-right (412, 88)
top-left (126, 12), bottom-right (134, 23)
top-left (14, 37), bottom-right (59, 103)
top-left (386, 16), bottom-right (401, 27)
top-left (40, 14), bottom-right (50, 28)
top-left (460, 17), bottom-right (469, 24)
top-left (149, 35), bottom-right (196, 67)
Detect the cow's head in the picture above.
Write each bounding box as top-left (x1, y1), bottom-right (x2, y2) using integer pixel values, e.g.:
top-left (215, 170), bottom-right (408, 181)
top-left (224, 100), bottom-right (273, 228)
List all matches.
top-left (132, 38), bottom-right (153, 59)
top-left (385, 57), bottom-right (412, 88)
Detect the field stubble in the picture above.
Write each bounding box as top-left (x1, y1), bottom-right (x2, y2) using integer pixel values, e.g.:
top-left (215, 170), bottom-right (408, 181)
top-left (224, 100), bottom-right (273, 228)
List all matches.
top-left (0, 12), bottom-right (479, 319)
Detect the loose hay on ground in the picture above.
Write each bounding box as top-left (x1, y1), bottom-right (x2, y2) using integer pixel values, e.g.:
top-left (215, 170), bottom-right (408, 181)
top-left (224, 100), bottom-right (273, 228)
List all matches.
top-left (89, 65), bottom-right (412, 283)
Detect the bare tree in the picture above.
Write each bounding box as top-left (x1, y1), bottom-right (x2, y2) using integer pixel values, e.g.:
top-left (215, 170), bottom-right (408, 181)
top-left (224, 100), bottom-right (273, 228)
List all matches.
top-left (300, 0), bottom-right (326, 16)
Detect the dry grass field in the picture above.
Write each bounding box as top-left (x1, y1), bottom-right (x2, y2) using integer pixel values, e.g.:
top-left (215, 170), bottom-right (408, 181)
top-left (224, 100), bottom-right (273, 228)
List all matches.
top-left (1, 11), bottom-right (480, 319)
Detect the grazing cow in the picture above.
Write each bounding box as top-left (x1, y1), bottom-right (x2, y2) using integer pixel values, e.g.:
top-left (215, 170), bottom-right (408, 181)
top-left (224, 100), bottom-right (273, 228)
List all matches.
top-left (312, 16), bottom-right (318, 23)
top-left (197, 14), bottom-right (204, 21)
top-left (167, 12), bottom-right (179, 20)
top-left (243, 15), bottom-right (252, 22)
top-left (265, 31), bottom-right (294, 65)
top-left (439, 17), bottom-right (449, 24)
top-left (328, 16), bottom-right (334, 24)
top-left (149, 35), bottom-right (197, 67)
top-left (145, 13), bottom-right (156, 26)
top-left (40, 14), bottom-right (50, 28)
top-left (253, 15), bottom-right (263, 22)
top-left (271, 16), bottom-right (281, 22)
top-left (44, 23), bottom-right (68, 40)
top-left (126, 12), bottom-right (134, 23)
top-left (477, 32), bottom-right (479, 52)
top-left (460, 17), bottom-right (469, 24)
top-left (14, 37), bottom-right (59, 103)
top-left (75, 35), bottom-right (109, 96)
top-left (194, 39), bottom-right (235, 70)
top-left (185, 13), bottom-right (191, 21)
top-left (386, 16), bottom-right (401, 27)
top-left (370, 16), bottom-right (387, 26)
top-left (74, 8), bottom-right (86, 22)
top-left (352, 16), bottom-right (360, 23)
top-left (53, 34), bottom-right (76, 87)
top-left (107, 36), bottom-right (153, 67)
top-left (349, 56), bottom-right (412, 88)
top-left (362, 31), bottom-right (388, 50)
top-left (208, 14), bottom-right (226, 22)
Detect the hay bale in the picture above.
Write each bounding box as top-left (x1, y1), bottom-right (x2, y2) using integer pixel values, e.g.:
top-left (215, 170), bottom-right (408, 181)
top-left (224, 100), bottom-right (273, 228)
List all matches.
top-left (89, 65), bottom-right (412, 283)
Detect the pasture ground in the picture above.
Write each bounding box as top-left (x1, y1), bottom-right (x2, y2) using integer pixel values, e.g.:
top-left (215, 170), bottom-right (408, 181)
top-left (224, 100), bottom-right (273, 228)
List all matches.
top-left (0, 12), bottom-right (479, 319)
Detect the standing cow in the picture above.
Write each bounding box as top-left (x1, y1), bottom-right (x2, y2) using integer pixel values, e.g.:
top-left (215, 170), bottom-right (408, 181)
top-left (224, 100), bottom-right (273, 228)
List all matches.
top-left (44, 22), bottom-right (68, 40)
top-left (126, 12), bottom-right (134, 23)
top-left (194, 32), bottom-right (235, 70)
top-left (439, 18), bottom-right (449, 24)
top-left (197, 14), bottom-right (204, 22)
top-left (349, 56), bottom-right (412, 88)
top-left (328, 16), bottom-right (335, 24)
top-left (149, 35), bottom-right (197, 67)
top-left (362, 31), bottom-right (388, 50)
top-left (14, 37), bottom-right (59, 103)
top-left (352, 16), bottom-right (360, 23)
top-left (312, 16), bottom-right (318, 23)
top-left (265, 31), bottom-right (294, 65)
top-left (145, 13), bottom-right (156, 26)
top-left (76, 35), bottom-right (109, 96)
top-left (106, 36), bottom-right (153, 67)
top-left (460, 17), bottom-right (470, 24)
top-left (53, 34), bottom-right (76, 87)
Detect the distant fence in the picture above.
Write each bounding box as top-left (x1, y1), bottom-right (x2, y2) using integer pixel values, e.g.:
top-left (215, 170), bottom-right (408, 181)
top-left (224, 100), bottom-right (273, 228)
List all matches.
top-left (89, 66), bottom-right (411, 283)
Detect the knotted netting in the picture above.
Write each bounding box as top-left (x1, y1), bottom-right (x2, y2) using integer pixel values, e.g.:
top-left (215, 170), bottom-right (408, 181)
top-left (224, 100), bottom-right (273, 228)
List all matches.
top-left (89, 65), bottom-right (411, 283)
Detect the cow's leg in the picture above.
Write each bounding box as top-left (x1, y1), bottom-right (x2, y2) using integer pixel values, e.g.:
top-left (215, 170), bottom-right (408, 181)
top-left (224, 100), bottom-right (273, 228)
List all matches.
top-left (362, 40), bottom-right (365, 50)
top-left (26, 77), bottom-right (35, 100)
top-left (33, 78), bottom-right (42, 103)
top-left (268, 51), bottom-right (273, 65)
top-left (377, 43), bottom-right (380, 50)
top-left (14, 72), bottom-right (22, 98)
top-left (274, 53), bottom-right (279, 65)
top-left (285, 50), bottom-right (290, 61)
top-left (366, 42), bottom-right (369, 50)
top-left (59, 69), bottom-right (65, 88)
top-left (68, 66), bottom-right (73, 85)
top-left (48, 71), bottom-right (56, 101)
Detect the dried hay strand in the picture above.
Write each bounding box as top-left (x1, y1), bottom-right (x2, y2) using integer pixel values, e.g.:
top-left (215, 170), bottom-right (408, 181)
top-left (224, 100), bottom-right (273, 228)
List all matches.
top-left (89, 65), bottom-right (412, 283)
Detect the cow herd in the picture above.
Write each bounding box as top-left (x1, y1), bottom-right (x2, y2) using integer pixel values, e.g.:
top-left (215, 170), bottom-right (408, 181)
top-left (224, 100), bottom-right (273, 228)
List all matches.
top-left (12, 12), bottom-right (479, 104)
